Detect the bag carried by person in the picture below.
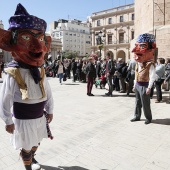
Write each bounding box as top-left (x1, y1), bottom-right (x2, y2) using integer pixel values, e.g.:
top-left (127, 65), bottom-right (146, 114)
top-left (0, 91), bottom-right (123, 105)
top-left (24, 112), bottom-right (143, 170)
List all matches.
top-left (105, 83), bottom-right (109, 90)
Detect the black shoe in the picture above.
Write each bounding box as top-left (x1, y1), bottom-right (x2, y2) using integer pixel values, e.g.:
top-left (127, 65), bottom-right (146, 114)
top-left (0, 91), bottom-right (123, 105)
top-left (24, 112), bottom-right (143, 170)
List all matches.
top-left (145, 119), bottom-right (151, 125)
top-left (87, 93), bottom-right (90, 96)
top-left (109, 94), bottom-right (113, 97)
top-left (130, 118), bottom-right (140, 122)
top-left (105, 93), bottom-right (110, 96)
top-left (89, 93), bottom-right (94, 96)
top-left (119, 91), bottom-right (126, 93)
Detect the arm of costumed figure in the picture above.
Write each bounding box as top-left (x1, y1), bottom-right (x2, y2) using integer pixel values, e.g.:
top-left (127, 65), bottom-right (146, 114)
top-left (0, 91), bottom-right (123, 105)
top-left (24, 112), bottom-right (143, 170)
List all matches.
top-left (0, 74), bottom-right (16, 125)
top-left (44, 78), bottom-right (54, 139)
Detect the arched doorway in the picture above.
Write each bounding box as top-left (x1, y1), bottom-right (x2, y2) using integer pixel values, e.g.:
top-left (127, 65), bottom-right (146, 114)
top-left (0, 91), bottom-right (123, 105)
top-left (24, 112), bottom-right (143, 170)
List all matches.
top-left (117, 50), bottom-right (126, 62)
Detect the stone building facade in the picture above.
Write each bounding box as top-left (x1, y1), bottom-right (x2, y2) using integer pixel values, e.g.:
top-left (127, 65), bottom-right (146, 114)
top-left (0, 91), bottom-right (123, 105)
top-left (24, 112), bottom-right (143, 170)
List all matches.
top-left (90, 4), bottom-right (134, 62)
top-left (134, 0), bottom-right (170, 60)
top-left (0, 20), bottom-right (4, 62)
top-left (49, 19), bottom-right (91, 58)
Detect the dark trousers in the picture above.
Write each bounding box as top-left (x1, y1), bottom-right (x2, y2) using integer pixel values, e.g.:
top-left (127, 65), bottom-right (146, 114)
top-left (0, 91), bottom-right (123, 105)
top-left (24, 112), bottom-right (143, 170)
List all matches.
top-left (155, 79), bottom-right (164, 101)
top-left (107, 76), bottom-right (113, 94)
top-left (150, 85), bottom-right (154, 98)
top-left (127, 73), bottom-right (135, 93)
top-left (113, 76), bottom-right (120, 91)
top-left (72, 71), bottom-right (76, 82)
top-left (119, 77), bottom-right (126, 92)
top-left (66, 69), bottom-right (71, 78)
top-left (87, 77), bottom-right (94, 94)
top-left (134, 84), bottom-right (152, 121)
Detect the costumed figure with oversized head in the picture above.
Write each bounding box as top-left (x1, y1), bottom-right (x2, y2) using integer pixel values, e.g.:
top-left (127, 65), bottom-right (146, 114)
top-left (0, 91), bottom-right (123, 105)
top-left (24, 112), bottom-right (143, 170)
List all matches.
top-left (0, 4), bottom-right (54, 170)
top-left (130, 33), bottom-right (156, 125)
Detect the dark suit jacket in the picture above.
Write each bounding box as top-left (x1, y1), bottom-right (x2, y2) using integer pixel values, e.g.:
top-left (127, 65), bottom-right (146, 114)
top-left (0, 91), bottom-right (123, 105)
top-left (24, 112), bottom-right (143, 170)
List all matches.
top-left (105, 59), bottom-right (115, 76)
top-left (86, 62), bottom-right (96, 78)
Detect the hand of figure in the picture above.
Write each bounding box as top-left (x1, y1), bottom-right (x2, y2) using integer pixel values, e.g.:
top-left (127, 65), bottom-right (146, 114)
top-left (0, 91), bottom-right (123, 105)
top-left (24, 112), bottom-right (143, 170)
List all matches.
top-left (132, 87), bottom-right (135, 92)
top-left (146, 88), bottom-right (151, 95)
top-left (47, 114), bottom-right (53, 123)
top-left (164, 80), bottom-right (167, 84)
top-left (5, 124), bottom-right (15, 134)
top-left (107, 73), bottom-right (110, 76)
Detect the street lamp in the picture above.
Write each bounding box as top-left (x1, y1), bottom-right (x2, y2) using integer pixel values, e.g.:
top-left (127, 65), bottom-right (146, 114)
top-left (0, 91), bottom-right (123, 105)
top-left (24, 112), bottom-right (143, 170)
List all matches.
top-left (95, 30), bottom-right (106, 58)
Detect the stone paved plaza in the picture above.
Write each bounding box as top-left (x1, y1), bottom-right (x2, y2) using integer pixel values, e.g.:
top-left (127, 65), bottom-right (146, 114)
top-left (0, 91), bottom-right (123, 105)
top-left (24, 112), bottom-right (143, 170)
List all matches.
top-left (0, 75), bottom-right (170, 170)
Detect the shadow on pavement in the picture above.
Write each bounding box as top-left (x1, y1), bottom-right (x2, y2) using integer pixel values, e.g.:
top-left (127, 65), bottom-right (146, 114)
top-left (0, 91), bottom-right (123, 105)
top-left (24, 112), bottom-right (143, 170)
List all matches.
top-left (152, 119), bottom-right (170, 125)
top-left (59, 166), bottom-right (89, 170)
top-left (91, 94), bottom-right (135, 97)
top-left (63, 83), bottom-right (80, 85)
top-left (41, 165), bottom-right (89, 170)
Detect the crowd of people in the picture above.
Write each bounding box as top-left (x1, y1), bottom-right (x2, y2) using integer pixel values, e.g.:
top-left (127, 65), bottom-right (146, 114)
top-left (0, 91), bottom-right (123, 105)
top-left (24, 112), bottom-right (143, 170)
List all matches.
top-left (44, 53), bottom-right (170, 103)
top-left (1, 3), bottom-right (170, 170)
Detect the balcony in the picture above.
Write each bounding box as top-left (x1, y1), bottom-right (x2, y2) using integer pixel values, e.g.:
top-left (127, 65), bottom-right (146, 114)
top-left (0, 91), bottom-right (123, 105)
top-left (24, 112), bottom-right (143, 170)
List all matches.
top-left (91, 4), bottom-right (134, 18)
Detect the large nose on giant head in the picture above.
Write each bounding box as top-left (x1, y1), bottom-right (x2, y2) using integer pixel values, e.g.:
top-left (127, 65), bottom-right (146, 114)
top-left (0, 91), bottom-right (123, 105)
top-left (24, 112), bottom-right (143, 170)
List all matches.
top-left (132, 47), bottom-right (136, 53)
top-left (30, 38), bottom-right (43, 52)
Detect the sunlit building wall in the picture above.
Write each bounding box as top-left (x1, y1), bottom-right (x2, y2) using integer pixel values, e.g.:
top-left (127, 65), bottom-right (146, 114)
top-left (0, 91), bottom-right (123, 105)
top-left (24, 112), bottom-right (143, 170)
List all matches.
top-left (90, 4), bottom-right (134, 62)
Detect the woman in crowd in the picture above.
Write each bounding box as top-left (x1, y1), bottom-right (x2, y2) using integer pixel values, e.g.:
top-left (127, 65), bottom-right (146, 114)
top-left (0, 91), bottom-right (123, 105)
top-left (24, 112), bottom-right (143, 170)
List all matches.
top-left (86, 57), bottom-right (96, 96)
top-left (55, 60), bottom-right (65, 84)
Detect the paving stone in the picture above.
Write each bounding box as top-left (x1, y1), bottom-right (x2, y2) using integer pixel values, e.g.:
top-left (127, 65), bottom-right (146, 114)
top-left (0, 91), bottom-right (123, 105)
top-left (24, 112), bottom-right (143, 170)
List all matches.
top-left (0, 75), bottom-right (170, 169)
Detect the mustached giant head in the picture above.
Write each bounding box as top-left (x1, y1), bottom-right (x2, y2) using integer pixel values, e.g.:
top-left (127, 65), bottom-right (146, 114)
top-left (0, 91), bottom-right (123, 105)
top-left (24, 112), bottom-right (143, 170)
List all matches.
top-left (132, 33), bottom-right (156, 63)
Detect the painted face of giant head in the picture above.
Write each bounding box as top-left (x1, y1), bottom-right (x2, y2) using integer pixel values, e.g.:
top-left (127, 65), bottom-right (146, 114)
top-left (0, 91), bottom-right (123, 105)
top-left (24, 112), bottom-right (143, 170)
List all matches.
top-left (0, 3), bottom-right (51, 66)
top-left (11, 29), bottom-right (51, 66)
top-left (132, 33), bottom-right (156, 63)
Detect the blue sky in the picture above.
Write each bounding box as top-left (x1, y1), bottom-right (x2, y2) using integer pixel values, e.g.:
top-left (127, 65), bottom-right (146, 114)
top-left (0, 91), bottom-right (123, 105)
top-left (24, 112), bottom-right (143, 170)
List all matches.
top-left (0, 0), bottom-right (134, 31)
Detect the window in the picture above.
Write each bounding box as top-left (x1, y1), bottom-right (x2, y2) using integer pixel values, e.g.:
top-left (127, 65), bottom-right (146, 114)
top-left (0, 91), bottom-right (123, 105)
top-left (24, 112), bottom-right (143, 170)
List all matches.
top-left (132, 14), bottom-right (134, 20)
top-left (119, 33), bottom-right (124, 43)
top-left (51, 33), bottom-right (55, 37)
top-left (97, 20), bottom-right (100, 26)
top-left (131, 31), bottom-right (134, 40)
top-left (108, 18), bottom-right (112, 24)
top-left (108, 35), bottom-right (112, 44)
top-left (120, 16), bottom-right (123, 22)
top-left (55, 33), bottom-right (59, 37)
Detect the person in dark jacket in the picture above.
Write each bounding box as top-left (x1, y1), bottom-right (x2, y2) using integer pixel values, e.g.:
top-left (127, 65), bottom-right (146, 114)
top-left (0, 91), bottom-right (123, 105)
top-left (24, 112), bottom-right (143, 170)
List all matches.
top-left (71, 58), bottom-right (77, 82)
top-left (76, 60), bottom-right (83, 82)
top-left (105, 53), bottom-right (115, 97)
top-left (116, 58), bottom-right (127, 93)
top-left (96, 60), bottom-right (102, 78)
top-left (86, 57), bottom-right (96, 96)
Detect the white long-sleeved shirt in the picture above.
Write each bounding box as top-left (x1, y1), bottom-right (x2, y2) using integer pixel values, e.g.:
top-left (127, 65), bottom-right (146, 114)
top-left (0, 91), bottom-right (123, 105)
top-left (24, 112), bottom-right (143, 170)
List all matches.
top-left (0, 68), bottom-right (54, 125)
